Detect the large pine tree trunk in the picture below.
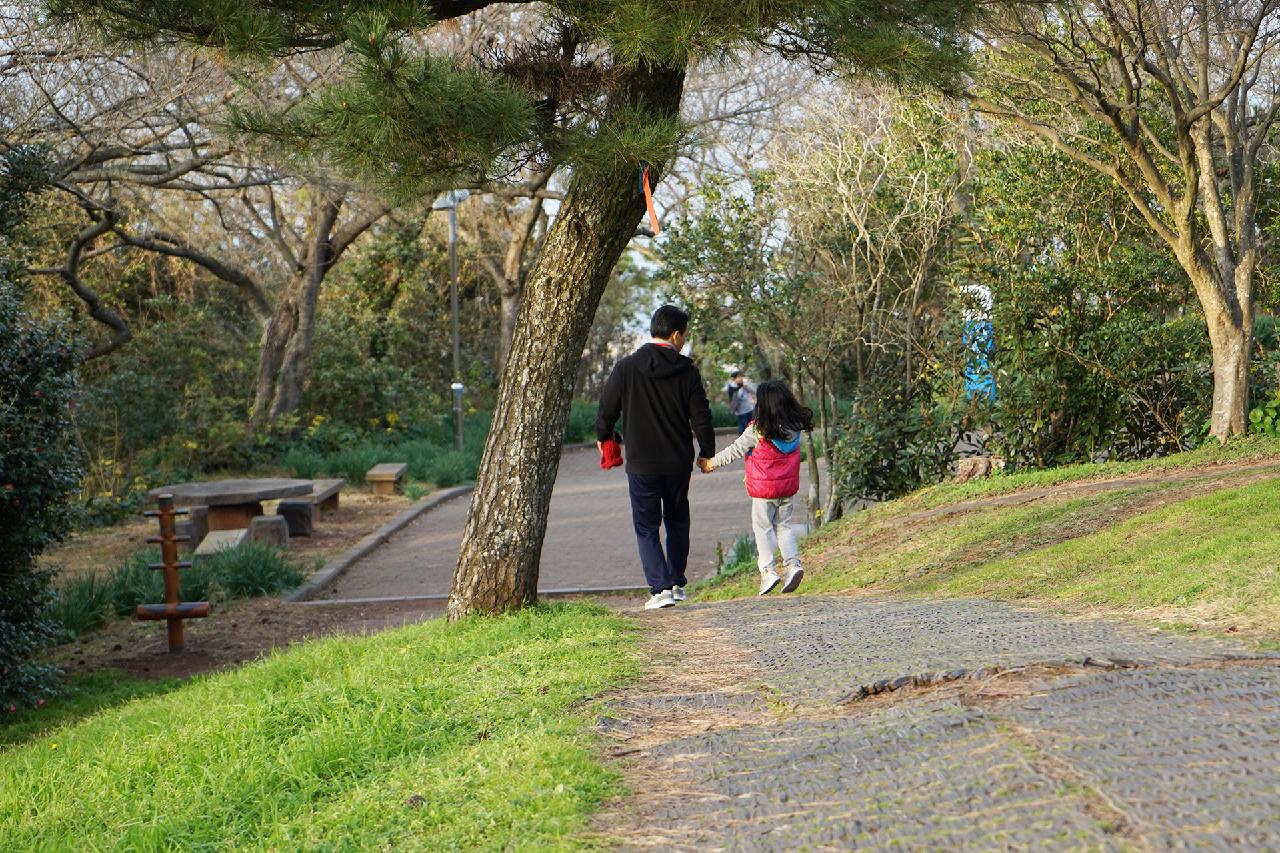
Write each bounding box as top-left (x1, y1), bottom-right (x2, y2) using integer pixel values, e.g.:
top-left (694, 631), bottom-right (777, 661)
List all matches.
top-left (448, 62), bottom-right (685, 619)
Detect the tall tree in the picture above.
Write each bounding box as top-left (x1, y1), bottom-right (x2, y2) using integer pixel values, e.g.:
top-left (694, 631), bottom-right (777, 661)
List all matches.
top-left (973, 1), bottom-right (1280, 441)
top-left (47, 0), bottom-right (979, 617)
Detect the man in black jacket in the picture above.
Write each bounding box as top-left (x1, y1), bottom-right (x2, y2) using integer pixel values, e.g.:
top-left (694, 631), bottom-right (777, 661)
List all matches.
top-left (596, 305), bottom-right (715, 610)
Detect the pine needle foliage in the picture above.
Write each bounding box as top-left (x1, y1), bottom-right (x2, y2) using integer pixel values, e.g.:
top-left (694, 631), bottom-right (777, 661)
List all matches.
top-left (46, 0), bottom-right (436, 55)
top-left (561, 0), bottom-right (973, 86)
top-left (51, 0), bottom-right (981, 194)
top-left (230, 13), bottom-right (538, 199)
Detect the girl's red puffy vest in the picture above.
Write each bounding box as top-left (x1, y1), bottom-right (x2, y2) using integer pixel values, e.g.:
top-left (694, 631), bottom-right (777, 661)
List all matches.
top-left (744, 434), bottom-right (801, 499)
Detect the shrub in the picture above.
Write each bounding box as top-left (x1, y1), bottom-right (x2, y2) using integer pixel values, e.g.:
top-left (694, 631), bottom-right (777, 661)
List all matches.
top-left (403, 481), bottom-right (431, 501)
top-left (830, 388), bottom-right (974, 504)
top-left (423, 449), bottom-right (476, 487)
top-left (1249, 397), bottom-right (1280, 438)
top-left (201, 543), bottom-right (303, 599)
top-left (0, 146), bottom-right (83, 709)
top-left (563, 402), bottom-right (597, 444)
top-left (280, 412), bottom-right (491, 488)
top-left (710, 403), bottom-right (737, 429)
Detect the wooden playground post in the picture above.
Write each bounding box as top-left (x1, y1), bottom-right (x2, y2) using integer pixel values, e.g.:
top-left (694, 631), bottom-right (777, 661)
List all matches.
top-left (138, 494), bottom-right (210, 652)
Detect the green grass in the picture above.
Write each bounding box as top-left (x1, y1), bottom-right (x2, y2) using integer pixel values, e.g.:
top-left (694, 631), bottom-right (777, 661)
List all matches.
top-left (0, 603), bottom-right (639, 851)
top-left (696, 440), bottom-right (1280, 634)
top-left (919, 477), bottom-right (1280, 622)
top-left (903, 434), bottom-right (1280, 510)
top-left (0, 671), bottom-right (181, 750)
top-left (696, 438), bottom-right (1280, 630)
top-left (698, 485), bottom-right (1172, 602)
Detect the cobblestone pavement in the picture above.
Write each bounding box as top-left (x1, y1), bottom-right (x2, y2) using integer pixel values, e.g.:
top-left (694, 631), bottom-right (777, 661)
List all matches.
top-left (685, 596), bottom-right (1267, 704)
top-left (599, 596), bottom-right (1280, 851)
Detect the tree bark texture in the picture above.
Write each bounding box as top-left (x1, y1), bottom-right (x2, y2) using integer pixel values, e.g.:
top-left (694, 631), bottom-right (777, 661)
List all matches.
top-left (448, 61), bottom-right (686, 619)
top-left (1201, 269), bottom-right (1253, 440)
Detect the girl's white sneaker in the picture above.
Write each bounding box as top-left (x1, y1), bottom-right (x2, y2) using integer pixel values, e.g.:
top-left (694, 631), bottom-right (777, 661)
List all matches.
top-left (758, 570), bottom-right (781, 596)
top-left (781, 566), bottom-right (804, 593)
top-left (644, 590), bottom-right (677, 610)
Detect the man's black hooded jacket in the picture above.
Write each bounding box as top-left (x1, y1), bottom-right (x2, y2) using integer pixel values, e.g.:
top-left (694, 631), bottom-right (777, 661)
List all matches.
top-left (595, 342), bottom-right (716, 476)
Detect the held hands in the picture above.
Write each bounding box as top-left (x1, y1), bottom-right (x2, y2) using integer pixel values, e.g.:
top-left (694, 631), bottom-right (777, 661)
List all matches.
top-left (698, 457), bottom-right (714, 474)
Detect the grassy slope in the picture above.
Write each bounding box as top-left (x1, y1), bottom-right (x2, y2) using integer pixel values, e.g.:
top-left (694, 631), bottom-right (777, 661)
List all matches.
top-left (0, 671), bottom-right (181, 749)
top-left (1, 604), bottom-right (637, 851)
top-left (700, 438), bottom-right (1280, 636)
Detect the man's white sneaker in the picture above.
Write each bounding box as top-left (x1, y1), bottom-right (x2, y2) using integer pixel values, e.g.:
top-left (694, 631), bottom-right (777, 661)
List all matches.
top-left (672, 585), bottom-right (687, 602)
top-left (644, 590), bottom-right (677, 610)
top-left (781, 566), bottom-right (804, 593)
top-left (758, 570), bottom-right (781, 596)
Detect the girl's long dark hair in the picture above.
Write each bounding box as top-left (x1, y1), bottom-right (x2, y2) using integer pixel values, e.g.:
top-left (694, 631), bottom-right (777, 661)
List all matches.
top-left (753, 380), bottom-right (813, 440)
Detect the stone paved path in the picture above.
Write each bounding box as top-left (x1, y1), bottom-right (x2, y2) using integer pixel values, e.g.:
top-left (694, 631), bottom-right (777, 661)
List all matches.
top-left (598, 595), bottom-right (1280, 850)
top-left (319, 445), bottom-right (819, 599)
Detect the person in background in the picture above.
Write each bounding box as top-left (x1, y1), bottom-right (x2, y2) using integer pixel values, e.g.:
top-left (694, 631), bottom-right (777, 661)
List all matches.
top-left (596, 305), bottom-right (716, 610)
top-left (724, 370), bottom-right (756, 434)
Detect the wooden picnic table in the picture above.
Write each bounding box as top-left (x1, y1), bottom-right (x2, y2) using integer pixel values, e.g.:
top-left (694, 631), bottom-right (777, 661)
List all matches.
top-left (147, 478), bottom-right (313, 532)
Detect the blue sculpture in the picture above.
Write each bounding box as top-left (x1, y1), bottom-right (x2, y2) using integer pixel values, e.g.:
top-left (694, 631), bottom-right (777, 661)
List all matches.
top-left (963, 319), bottom-right (997, 402)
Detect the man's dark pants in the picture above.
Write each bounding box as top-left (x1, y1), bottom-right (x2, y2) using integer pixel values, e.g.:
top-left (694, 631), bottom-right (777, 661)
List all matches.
top-left (736, 411), bottom-right (754, 434)
top-left (627, 471), bottom-right (691, 594)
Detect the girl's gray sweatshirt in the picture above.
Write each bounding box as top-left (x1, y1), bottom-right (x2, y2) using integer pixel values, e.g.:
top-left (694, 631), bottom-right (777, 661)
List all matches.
top-left (710, 428), bottom-right (799, 469)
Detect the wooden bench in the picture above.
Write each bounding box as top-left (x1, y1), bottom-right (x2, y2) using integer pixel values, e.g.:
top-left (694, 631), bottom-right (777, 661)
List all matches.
top-left (277, 478), bottom-right (346, 537)
top-left (308, 478), bottom-right (345, 511)
top-left (366, 463), bottom-right (408, 496)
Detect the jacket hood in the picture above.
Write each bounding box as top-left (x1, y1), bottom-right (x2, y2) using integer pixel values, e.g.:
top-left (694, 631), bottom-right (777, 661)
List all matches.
top-left (769, 435), bottom-right (802, 454)
top-left (635, 342), bottom-right (692, 379)
top-left (765, 430), bottom-right (801, 454)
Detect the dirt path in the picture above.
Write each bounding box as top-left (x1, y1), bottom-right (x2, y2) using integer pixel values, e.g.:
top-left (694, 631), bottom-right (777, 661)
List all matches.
top-left (597, 595), bottom-right (1280, 850)
top-left (901, 459), bottom-right (1280, 523)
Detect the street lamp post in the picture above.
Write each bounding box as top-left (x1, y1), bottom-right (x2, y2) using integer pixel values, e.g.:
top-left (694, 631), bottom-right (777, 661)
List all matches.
top-left (432, 189), bottom-right (470, 451)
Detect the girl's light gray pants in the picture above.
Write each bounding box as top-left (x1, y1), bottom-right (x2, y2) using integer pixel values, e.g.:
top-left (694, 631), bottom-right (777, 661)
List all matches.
top-left (752, 496), bottom-right (801, 573)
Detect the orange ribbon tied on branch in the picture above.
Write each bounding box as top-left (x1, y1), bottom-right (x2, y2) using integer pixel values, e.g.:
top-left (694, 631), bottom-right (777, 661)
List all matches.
top-left (640, 161), bottom-right (661, 236)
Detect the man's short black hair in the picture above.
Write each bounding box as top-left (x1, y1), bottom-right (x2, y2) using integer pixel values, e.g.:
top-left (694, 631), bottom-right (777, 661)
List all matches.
top-left (730, 370), bottom-right (743, 378)
top-left (650, 304), bottom-right (689, 339)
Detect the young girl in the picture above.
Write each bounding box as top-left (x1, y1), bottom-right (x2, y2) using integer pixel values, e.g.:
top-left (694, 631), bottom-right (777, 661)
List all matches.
top-left (701, 380), bottom-right (812, 595)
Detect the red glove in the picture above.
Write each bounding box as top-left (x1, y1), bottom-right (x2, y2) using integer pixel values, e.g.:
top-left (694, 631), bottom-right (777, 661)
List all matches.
top-left (599, 436), bottom-right (623, 470)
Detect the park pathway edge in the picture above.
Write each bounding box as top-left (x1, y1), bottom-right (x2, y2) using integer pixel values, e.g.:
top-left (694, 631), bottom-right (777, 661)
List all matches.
top-left (284, 485), bottom-right (473, 602)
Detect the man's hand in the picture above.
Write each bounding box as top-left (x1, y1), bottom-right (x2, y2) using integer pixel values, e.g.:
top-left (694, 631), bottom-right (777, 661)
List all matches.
top-left (698, 457), bottom-right (714, 474)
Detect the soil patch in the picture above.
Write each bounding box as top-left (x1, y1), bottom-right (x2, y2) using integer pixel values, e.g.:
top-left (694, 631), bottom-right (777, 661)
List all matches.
top-left (47, 596), bottom-right (443, 681)
top-left (901, 459), bottom-right (1280, 523)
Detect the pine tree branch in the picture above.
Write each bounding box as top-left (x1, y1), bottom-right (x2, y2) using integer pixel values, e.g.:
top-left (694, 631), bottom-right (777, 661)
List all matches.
top-left (49, 0), bottom-right (523, 52)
